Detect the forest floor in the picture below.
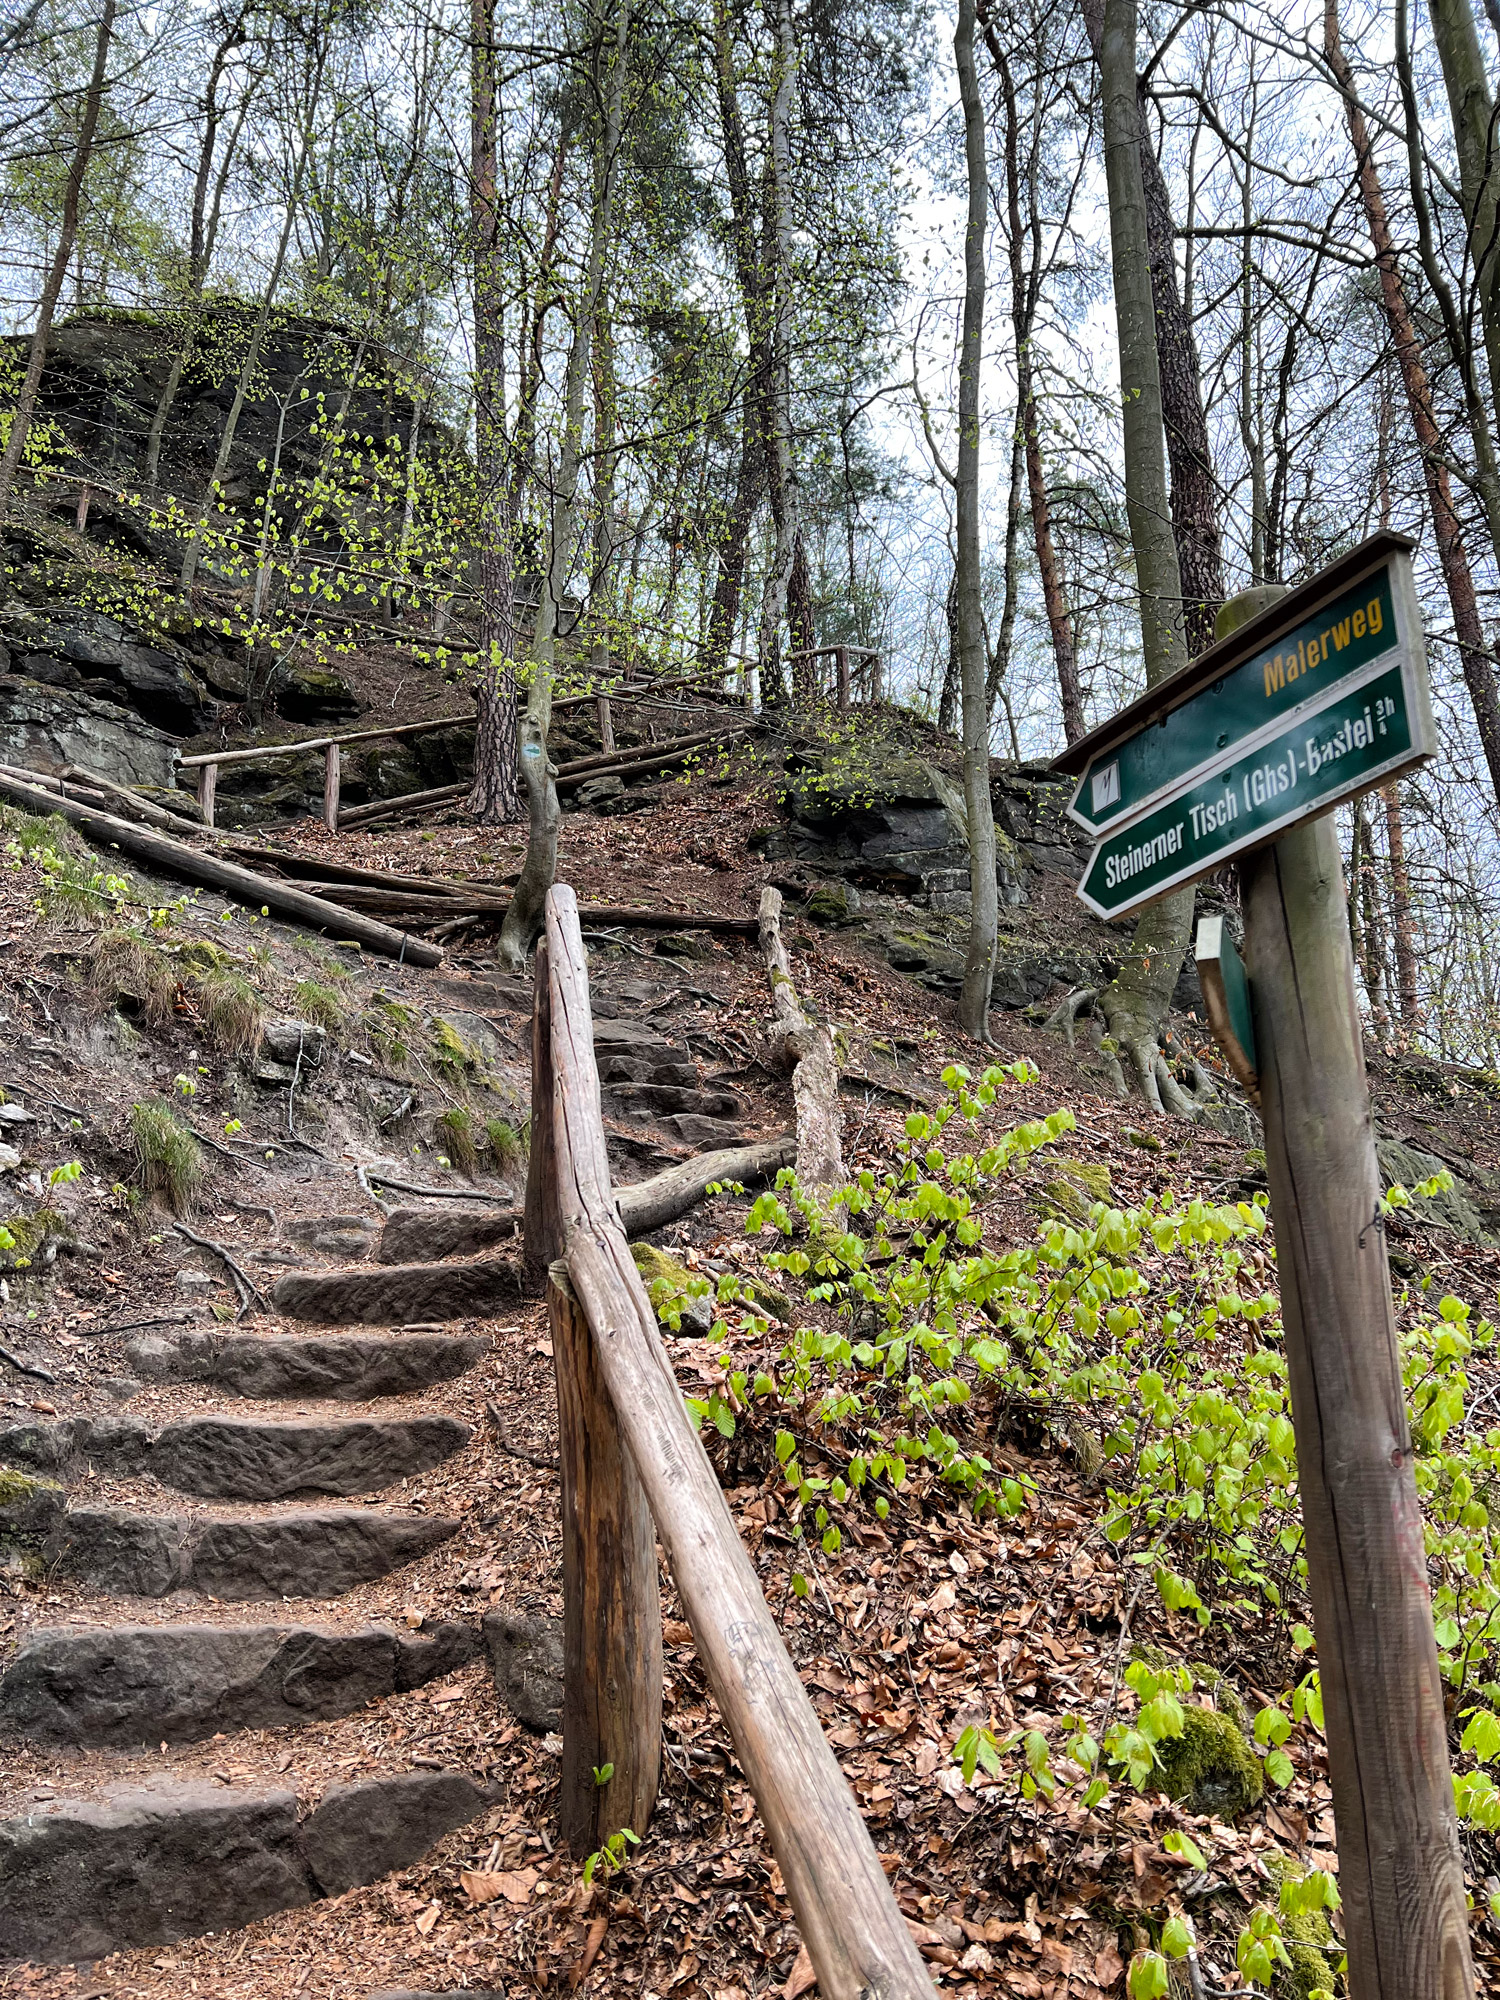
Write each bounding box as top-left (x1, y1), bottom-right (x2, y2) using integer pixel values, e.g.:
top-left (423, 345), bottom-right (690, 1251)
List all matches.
top-left (2, 751), bottom-right (1500, 2000)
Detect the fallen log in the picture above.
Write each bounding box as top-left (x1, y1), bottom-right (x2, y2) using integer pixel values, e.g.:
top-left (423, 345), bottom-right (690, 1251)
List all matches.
top-left (60, 766), bottom-right (205, 832)
top-left (221, 843), bottom-right (520, 899)
top-left (376, 1135), bottom-right (794, 1264)
top-left (556, 724), bottom-right (737, 782)
top-left (759, 885), bottom-right (843, 1187)
top-left (0, 769), bottom-right (443, 966)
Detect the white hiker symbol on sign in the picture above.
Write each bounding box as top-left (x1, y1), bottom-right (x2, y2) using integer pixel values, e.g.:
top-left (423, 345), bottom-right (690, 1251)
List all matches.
top-left (1090, 761), bottom-right (1121, 814)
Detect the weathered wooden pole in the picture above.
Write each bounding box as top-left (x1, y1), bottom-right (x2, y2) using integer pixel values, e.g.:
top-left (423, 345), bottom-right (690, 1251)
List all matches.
top-left (1226, 589), bottom-right (1475, 2000)
top-left (548, 1260), bottom-right (661, 1853)
top-left (323, 743), bottom-right (341, 831)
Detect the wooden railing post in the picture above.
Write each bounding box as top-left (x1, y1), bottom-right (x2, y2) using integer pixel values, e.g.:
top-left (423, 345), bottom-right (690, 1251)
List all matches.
top-left (549, 1259), bottom-right (662, 1854)
top-left (543, 883), bottom-right (937, 2000)
top-left (523, 937), bottom-right (562, 1291)
top-left (835, 645), bottom-right (850, 714)
top-left (323, 743), bottom-right (340, 831)
top-left (198, 761), bottom-right (217, 828)
top-left (596, 692), bottom-right (615, 753)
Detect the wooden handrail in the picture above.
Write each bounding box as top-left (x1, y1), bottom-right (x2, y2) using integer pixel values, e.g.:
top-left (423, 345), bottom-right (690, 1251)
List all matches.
top-left (529, 884), bottom-right (937, 2000)
top-left (177, 712), bottom-right (474, 768)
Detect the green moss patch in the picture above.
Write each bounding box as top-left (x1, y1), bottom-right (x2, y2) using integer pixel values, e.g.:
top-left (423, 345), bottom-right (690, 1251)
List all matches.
top-left (1032, 1157), bottom-right (1112, 1224)
top-left (1154, 1704), bottom-right (1263, 1820)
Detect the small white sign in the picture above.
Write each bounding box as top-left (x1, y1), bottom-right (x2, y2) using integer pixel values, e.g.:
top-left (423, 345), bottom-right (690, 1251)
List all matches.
top-left (1091, 760), bottom-right (1121, 813)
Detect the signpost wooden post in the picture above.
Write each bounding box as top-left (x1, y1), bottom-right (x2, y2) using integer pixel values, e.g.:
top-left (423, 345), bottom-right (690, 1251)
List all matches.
top-left (1054, 533), bottom-right (1476, 2000)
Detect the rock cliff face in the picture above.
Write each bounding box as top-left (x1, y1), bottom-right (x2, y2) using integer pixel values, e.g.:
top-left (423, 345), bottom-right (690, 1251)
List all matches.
top-left (6, 310), bottom-right (445, 514)
top-left (0, 311), bottom-right (465, 784)
top-left (0, 676), bottom-right (178, 787)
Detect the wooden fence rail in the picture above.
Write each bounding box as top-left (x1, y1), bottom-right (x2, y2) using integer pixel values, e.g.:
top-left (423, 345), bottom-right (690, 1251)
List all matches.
top-left (524, 883), bottom-right (937, 2000)
top-left (179, 673), bottom-right (754, 832)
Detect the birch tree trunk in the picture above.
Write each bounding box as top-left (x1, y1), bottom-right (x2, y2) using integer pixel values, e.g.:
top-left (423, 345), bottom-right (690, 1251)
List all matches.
top-left (954, 0), bottom-right (998, 1042)
top-left (0, 0), bottom-right (116, 518)
top-left (498, 0), bottom-right (632, 967)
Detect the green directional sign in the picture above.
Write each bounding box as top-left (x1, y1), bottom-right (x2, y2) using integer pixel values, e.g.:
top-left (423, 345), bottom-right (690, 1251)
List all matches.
top-left (1065, 533), bottom-right (1421, 835)
top-left (1077, 659), bottom-right (1431, 920)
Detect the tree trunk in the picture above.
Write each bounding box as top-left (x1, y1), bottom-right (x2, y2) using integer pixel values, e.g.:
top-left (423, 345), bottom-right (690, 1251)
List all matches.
top-left (997, 49), bottom-right (1084, 740)
top-left (498, 0), bottom-right (632, 969)
top-left (707, 0), bottom-right (773, 686)
top-left (178, 106), bottom-right (313, 591)
top-left (1326, 0), bottom-right (1500, 812)
top-left (954, 0), bottom-right (998, 1043)
top-left (468, 0), bottom-right (522, 824)
top-left (758, 0), bottom-right (807, 703)
top-left (1095, 0), bottom-right (1195, 1098)
top-left (0, 0), bottom-right (116, 518)
top-left (1426, 0), bottom-right (1500, 450)
top-left (143, 27), bottom-right (253, 497)
top-left (1382, 782), bottom-right (1421, 1037)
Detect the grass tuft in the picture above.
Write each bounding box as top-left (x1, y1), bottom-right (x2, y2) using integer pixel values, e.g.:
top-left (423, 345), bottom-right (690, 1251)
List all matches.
top-left (131, 1102), bottom-right (202, 1214)
top-left (435, 1106), bottom-right (480, 1177)
top-left (197, 966), bottom-right (264, 1054)
top-left (90, 928), bottom-right (176, 1025)
top-left (294, 978), bottom-right (349, 1032)
top-left (485, 1117), bottom-right (526, 1173)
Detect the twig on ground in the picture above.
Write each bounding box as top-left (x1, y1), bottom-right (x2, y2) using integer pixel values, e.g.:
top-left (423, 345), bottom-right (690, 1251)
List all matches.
top-left (288, 1029), bottom-right (305, 1139)
top-left (0, 1341), bottom-right (55, 1382)
top-left (360, 1166), bottom-right (514, 1203)
top-left (484, 1400), bottom-right (558, 1472)
top-left (87, 1310), bottom-right (192, 1337)
top-left (171, 1221), bottom-right (269, 1316)
top-left (225, 1199), bottom-right (278, 1227)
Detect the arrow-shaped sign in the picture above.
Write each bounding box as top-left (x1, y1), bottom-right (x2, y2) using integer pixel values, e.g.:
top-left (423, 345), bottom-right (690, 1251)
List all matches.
top-left (1063, 533), bottom-right (1422, 835)
top-left (1075, 657), bottom-right (1430, 920)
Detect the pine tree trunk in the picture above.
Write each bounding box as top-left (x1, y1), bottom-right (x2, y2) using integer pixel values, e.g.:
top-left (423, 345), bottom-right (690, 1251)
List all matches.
top-left (1326, 0), bottom-right (1500, 811)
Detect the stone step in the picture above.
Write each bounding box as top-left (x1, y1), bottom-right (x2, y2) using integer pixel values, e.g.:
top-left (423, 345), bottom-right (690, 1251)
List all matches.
top-left (604, 1082), bottom-right (743, 1118)
top-left (377, 1205), bottom-right (518, 1266)
top-left (125, 1327), bottom-right (490, 1399)
top-left (0, 1616), bottom-right (479, 1745)
top-left (0, 1766), bottom-right (491, 1964)
top-left (49, 1503), bottom-right (460, 1600)
top-left (272, 1255), bottom-right (521, 1325)
top-left (2, 1413), bottom-right (471, 1501)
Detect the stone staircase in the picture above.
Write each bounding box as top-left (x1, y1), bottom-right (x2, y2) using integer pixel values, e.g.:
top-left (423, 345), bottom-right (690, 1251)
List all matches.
top-left (0, 980), bottom-right (763, 1982)
top-left (0, 1259), bottom-right (516, 1972)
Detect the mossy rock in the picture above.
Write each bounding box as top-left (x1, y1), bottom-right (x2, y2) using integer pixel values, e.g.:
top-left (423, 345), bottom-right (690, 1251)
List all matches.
top-left (631, 1242), bottom-right (712, 1334)
top-left (1263, 1856), bottom-right (1337, 1999)
top-left (1032, 1157), bottom-right (1112, 1225)
top-left (1155, 1704), bottom-right (1264, 1819)
top-left (0, 1207), bottom-right (64, 1273)
top-left (805, 882), bottom-right (859, 927)
top-left (0, 1464), bottom-right (65, 1573)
